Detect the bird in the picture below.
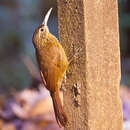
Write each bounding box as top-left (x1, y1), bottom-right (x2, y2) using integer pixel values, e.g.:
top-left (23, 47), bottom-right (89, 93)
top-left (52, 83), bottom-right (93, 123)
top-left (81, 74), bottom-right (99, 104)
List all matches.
top-left (32, 8), bottom-right (69, 127)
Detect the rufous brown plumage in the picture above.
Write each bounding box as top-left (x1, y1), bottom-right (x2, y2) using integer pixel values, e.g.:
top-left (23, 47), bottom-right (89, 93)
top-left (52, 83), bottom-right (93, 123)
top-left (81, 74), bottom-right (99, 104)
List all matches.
top-left (32, 8), bottom-right (69, 127)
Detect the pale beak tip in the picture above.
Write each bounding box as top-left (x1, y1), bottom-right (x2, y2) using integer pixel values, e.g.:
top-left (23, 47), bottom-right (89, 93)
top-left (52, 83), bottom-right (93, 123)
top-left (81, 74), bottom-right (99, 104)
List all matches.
top-left (50, 8), bottom-right (53, 12)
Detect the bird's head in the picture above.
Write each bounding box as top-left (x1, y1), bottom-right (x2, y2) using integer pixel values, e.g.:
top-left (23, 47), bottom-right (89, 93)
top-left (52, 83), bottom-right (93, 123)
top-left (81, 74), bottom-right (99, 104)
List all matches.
top-left (32, 8), bottom-right (52, 48)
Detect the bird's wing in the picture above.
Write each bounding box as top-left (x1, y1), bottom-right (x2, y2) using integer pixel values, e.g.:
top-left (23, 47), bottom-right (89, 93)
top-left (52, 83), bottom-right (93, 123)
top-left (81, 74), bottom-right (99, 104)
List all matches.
top-left (43, 46), bottom-right (61, 89)
top-left (36, 51), bottom-right (47, 87)
top-left (40, 71), bottom-right (47, 86)
top-left (36, 44), bottom-right (67, 91)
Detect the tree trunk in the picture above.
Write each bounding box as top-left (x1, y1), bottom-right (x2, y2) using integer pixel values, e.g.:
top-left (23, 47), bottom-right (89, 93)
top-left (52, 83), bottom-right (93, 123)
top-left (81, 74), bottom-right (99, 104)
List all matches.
top-left (57, 0), bottom-right (123, 129)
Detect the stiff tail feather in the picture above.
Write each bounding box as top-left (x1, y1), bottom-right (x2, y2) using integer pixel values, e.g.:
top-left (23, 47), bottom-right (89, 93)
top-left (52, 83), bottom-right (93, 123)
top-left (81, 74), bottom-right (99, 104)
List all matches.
top-left (50, 91), bottom-right (68, 127)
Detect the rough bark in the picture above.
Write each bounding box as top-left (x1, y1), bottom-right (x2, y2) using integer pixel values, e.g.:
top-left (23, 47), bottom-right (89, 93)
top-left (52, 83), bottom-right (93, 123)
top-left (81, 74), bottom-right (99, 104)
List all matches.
top-left (57, 0), bottom-right (123, 130)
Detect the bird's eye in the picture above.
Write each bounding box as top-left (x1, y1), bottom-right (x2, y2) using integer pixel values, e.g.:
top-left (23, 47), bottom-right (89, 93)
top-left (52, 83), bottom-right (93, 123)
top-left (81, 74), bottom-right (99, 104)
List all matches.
top-left (40, 28), bottom-right (44, 32)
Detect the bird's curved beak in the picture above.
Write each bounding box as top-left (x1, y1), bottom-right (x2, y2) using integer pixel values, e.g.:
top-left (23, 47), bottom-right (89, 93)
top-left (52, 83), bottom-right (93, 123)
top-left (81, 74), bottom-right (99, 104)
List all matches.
top-left (42, 8), bottom-right (52, 26)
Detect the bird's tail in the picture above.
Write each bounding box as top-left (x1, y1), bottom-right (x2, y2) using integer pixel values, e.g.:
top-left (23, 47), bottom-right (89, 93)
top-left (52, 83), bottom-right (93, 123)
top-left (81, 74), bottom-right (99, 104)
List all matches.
top-left (50, 90), bottom-right (68, 127)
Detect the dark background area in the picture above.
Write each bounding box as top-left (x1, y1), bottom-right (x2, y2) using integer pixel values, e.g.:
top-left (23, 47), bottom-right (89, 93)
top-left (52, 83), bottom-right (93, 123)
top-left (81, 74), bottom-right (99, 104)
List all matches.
top-left (0, 0), bottom-right (130, 93)
top-left (119, 0), bottom-right (130, 86)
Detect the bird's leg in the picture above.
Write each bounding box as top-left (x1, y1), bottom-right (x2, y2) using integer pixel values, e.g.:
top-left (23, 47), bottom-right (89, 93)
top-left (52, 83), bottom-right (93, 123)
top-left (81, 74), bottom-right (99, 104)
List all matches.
top-left (68, 47), bottom-right (83, 65)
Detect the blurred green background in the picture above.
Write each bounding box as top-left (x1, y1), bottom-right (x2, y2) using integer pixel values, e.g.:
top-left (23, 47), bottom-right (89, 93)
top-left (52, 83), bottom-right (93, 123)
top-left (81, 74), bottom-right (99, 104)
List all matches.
top-left (0, 0), bottom-right (129, 92)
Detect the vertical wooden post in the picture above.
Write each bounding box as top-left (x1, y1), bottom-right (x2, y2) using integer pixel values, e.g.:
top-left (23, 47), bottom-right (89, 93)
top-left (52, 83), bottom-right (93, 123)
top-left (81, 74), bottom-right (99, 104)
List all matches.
top-left (57, 0), bottom-right (123, 130)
